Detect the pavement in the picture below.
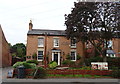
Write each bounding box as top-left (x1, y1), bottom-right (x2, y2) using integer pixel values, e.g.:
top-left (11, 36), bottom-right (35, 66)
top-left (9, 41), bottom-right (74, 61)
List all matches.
top-left (1, 67), bottom-right (120, 84)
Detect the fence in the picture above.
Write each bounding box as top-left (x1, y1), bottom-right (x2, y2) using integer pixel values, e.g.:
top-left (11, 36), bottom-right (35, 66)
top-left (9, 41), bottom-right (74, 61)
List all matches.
top-left (14, 69), bottom-right (112, 78)
top-left (46, 69), bottom-right (112, 76)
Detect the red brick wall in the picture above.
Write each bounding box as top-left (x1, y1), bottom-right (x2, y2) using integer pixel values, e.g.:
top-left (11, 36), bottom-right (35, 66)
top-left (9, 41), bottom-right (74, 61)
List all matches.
top-left (0, 26), bottom-right (11, 67)
top-left (26, 34), bottom-right (84, 65)
top-left (112, 38), bottom-right (120, 57)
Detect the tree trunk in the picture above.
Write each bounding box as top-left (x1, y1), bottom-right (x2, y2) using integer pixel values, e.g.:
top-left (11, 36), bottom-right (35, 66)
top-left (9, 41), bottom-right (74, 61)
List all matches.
top-left (103, 40), bottom-right (108, 62)
top-left (81, 42), bottom-right (86, 66)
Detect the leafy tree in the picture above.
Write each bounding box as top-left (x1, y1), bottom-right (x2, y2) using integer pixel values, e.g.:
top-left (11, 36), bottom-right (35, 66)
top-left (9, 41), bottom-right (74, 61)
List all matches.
top-left (65, 2), bottom-right (120, 62)
top-left (10, 43), bottom-right (26, 60)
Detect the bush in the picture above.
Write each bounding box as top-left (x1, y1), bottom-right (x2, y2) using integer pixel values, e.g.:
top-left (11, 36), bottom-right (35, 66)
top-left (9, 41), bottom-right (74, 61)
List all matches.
top-left (77, 54), bottom-right (81, 60)
top-left (85, 56), bottom-right (103, 66)
top-left (23, 63), bottom-right (37, 69)
top-left (26, 60), bottom-right (39, 65)
top-left (34, 67), bottom-right (46, 78)
top-left (32, 53), bottom-right (37, 59)
top-left (49, 61), bottom-right (57, 69)
top-left (62, 60), bottom-right (75, 66)
top-left (13, 61), bottom-right (26, 68)
top-left (66, 54), bottom-right (71, 60)
top-left (107, 57), bottom-right (120, 70)
top-left (13, 61), bottom-right (37, 69)
top-left (111, 69), bottom-right (120, 78)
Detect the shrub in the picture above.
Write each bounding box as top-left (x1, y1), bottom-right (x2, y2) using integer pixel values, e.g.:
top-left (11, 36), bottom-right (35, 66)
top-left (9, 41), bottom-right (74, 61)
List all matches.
top-left (111, 69), bottom-right (120, 78)
top-left (34, 67), bottom-right (46, 78)
top-left (49, 61), bottom-right (57, 69)
top-left (66, 54), bottom-right (71, 60)
top-left (23, 62), bottom-right (37, 69)
top-left (62, 60), bottom-right (75, 66)
top-left (26, 60), bottom-right (39, 65)
top-left (77, 54), bottom-right (81, 60)
top-left (107, 57), bottom-right (120, 70)
top-left (32, 53), bottom-right (37, 59)
top-left (13, 61), bottom-right (26, 68)
top-left (13, 61), bottom-right (37, 69)
top-left (85, 56), bottom-right (103, 66)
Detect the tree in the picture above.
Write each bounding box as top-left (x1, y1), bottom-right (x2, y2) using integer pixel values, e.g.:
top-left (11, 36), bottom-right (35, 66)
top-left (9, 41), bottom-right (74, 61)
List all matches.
top-left (10, 43), bottom-right (26, 60)
top-left (65, 2), bottom-right (120, 62)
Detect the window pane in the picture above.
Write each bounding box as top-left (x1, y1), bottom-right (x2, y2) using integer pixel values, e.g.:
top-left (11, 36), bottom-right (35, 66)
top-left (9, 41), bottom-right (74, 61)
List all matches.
top-left (71, 39), bottom-right (76, 47)
top-left (38, 38), bottom-right (44, 47)
top-left (71, 51), bottom-right (76, 60)
top-left (38, 51), bottom-right (43, 60)
top-left (54, 38), bottom-right (59, 47)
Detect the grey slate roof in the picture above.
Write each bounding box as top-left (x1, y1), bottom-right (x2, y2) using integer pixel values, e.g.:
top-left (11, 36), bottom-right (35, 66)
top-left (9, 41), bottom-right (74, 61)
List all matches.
top-left (27, 29), bottom-right (66, 36)
top-left (107, 50), bottom-right (115, 54)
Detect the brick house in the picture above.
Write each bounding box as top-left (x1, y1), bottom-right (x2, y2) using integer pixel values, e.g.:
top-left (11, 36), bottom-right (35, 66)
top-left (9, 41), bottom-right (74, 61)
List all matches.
top-left (110, 38), bottom-right (120, 57)
top-left (26, 21), bottom-right (84, 66)
top-left (85, 38), bottom-right (120, 58)
top-left (0, 25), bottom-right (12, 67)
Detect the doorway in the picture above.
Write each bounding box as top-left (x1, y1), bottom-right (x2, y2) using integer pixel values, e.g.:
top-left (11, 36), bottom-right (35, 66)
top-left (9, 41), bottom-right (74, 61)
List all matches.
top-left (52, 52), bottom-right (60, 65)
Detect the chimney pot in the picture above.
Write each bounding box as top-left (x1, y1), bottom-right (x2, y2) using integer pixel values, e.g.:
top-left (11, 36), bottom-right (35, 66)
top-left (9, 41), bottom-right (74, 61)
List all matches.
top-left (29, 20), bottom-right (33, 30)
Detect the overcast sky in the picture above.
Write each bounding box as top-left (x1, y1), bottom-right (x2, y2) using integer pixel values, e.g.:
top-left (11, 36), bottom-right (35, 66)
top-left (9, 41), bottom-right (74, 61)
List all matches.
top-left (0, 0), bottom-right (77, 45)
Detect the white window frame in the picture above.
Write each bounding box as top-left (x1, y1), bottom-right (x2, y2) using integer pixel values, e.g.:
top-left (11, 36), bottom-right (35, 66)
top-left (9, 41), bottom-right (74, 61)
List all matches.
top-left (71, 38), bottom-right (76, 48)
top-left (53, 37), bottom-right (59, 47)
top-left (37, 50), bottom-right (44, 61)
top-left (70, 50), bottom-right (77, 61)
top-left (38, 37), bottom-right (44, 47)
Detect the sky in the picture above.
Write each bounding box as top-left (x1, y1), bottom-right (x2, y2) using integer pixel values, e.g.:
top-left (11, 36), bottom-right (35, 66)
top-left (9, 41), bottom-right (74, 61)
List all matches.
top-left (0, 0), bottom-right (77, 45)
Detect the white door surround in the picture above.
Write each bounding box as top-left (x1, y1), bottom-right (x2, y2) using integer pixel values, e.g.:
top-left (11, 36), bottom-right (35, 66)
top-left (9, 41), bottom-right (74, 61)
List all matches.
top-left (52, 52), bottom-right (60, 65)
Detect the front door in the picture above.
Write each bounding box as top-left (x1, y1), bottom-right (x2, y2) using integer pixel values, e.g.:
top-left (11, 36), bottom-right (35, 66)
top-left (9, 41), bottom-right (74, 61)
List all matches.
top-left (54, 53), bottom-right (58, 64)
top-left (52, 52), bottom-right (60, 65)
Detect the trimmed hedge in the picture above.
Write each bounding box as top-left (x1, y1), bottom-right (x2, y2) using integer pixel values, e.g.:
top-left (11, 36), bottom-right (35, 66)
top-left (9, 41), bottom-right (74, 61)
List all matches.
top-left (49, 61), bottom-right (57, 69)
top-left (13, 61), bottom-right (26, 68)
top-left (26, 60), bottom-right (39, 65)
top-left (13, 61), bottom-right (37, 69)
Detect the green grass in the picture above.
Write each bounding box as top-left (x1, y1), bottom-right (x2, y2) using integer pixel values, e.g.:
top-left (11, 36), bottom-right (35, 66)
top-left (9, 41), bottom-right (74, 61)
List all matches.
top-left (83, 74), bottom-right (92, 78)
top-left (46, 74), bottom-right (111, 78)
top-left (94, 75), bottom-right (101, 78)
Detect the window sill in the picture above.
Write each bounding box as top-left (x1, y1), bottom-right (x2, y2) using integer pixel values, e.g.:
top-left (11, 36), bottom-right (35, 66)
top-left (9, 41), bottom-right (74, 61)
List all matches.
top-left (37, 60), bottom-right (43, 61)
top-left (38, 46), bottom-right (44, 48)
top-left (71, 60), bottom-right (76, 61)
top-left (71, 46), bottom-right (76, 48)
top-left (53, 46), bottom-right (59, 48)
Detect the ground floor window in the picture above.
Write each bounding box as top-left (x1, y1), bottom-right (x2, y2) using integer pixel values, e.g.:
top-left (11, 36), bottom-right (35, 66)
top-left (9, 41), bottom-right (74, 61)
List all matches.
top-left (70, 51), bottom-right (76, 61)
top-left (38, 51), bottom-right (43, 61)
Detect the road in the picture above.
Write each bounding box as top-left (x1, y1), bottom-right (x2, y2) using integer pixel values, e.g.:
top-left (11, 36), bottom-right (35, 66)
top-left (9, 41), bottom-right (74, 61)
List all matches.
top-left (1, 67), bottom-right (120, 84)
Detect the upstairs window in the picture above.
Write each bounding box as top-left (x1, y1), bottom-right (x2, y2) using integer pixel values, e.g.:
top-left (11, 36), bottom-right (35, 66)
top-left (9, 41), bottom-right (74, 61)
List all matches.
top-left (71, 38), bottom-right (76, 48)
top-left (38, 38), bottom-right (44, 47)
top-left (70, 51), bottom-right (76, 61)
top-left (53, 38), bottom-right (59, 47)
top-left (108, 40), bottom-right (113, 49)
top-left (38, 51), bottom-right (43, 61)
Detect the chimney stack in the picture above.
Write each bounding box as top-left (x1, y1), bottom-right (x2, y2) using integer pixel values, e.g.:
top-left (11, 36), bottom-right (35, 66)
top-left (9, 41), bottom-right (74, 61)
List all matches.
top-left (29, 20), bottom-right (33, 30)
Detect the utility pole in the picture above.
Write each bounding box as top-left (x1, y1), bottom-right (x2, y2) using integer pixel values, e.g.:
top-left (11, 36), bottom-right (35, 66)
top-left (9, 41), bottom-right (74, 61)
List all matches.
top-left (44, 32), bottom-right (47, 69)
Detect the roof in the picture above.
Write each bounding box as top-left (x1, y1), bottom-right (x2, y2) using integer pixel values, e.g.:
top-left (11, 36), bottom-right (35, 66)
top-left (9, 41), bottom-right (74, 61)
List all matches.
top-left (0, 24), bottom-right (8, 43)
top-left (107, 50), bottom-right (115, 54)
top-left (27, 29), bottom-right (66, 36)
